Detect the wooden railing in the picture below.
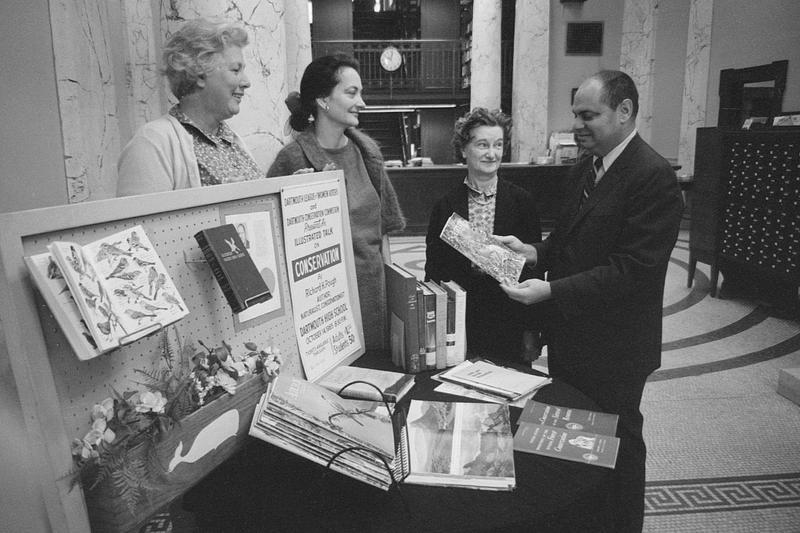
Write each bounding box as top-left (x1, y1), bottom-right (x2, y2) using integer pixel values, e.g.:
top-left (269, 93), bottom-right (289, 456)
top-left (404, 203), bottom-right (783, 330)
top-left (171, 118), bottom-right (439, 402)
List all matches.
top-left (313, 40), bottom-right (466, 95)
top-left (312, 40), bottom-right (514, 97)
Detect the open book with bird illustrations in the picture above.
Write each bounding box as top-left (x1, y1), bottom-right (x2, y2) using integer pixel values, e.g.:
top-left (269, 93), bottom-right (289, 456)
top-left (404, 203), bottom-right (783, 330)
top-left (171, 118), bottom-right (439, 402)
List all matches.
top-left (25, 225), bottom-right (188, 359)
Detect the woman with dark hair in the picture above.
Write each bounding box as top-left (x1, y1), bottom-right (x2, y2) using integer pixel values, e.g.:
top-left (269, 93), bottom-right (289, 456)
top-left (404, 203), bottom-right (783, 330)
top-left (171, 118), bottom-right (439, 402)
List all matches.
top-left (117, 18), bottom-right (261, 196)
top-left (267, 54), bottom-right (405, 352)
top-left (425, 108), bottom-right (542, 361)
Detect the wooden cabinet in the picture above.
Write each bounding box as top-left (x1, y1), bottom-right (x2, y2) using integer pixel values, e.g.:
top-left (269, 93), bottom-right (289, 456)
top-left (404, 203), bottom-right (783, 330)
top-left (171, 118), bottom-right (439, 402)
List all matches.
top-left (689, 127), bottom-right (800, 296)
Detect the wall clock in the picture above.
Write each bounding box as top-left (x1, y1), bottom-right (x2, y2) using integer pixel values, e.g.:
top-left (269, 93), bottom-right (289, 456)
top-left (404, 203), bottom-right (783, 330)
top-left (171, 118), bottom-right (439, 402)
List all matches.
top-left (380, 46), bottom-right (403, 72)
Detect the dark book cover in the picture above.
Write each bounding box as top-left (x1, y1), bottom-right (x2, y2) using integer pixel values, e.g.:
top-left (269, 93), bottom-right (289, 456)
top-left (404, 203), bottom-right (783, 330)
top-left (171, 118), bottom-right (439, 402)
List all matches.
top-left (513, 422), bottom-right (620, 469)
top-left (384, 263), bottom-right (421, 373)
top-left (518, 401), bottom-right (619, 436)
top-left (195, 224), bottom-right (272, 314)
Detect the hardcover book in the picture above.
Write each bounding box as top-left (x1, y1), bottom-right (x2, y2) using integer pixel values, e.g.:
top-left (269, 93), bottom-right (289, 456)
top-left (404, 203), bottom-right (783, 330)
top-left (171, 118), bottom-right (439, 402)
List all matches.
top-left (439, 212), bottom-right (526, 285)
top-left (423, 281), bottom-right (448, 370)
top-left (26, 225), bottom-right (188, 358)
top-left (513, 422), bottom-right (620, 469)
top-left (404, 400), bottom-right (516, 491)
top-left (384, 263), bottom-right (421, 373)
top-left (194, 224), bottom-right (272, 314)
top-left (441, 280), bottom-right (467, 366)
top-left (518, 401), bottom-right (619, 436)
top-left (418, 281), bottom-right (437, 370)
top-left (316, 365), bottom-right (416, 403)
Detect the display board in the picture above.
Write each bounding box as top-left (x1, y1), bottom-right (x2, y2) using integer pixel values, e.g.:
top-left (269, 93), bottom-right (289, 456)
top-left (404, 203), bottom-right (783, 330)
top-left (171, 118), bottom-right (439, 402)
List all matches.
top-left (0, 171), bottom-right (363, 532)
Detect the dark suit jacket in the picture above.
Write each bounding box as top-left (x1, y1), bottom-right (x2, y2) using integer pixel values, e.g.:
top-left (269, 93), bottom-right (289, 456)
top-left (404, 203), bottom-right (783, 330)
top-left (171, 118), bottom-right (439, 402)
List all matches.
top-left (425, 178), bottom-right (543, 358)
top-left (535, 134), bottom-right (683, 375)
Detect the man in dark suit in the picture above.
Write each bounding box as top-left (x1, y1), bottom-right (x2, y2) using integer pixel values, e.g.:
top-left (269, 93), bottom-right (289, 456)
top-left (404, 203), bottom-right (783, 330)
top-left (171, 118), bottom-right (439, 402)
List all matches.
top-left (500, 70), bottom-right (683, 532)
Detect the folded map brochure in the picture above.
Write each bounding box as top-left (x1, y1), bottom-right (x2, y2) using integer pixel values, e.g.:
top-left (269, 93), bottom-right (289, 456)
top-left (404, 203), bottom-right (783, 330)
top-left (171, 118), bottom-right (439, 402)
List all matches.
top-left (513, 422), bottom-right (620, 469)
top-left (25, 225), bottom-right (188, 359)
top-left (518, 401), bottom-right (619, 436)
top-left (439, 212), bottom-right (526, 285)
top-left (437, 359), bottom-right (552, 402)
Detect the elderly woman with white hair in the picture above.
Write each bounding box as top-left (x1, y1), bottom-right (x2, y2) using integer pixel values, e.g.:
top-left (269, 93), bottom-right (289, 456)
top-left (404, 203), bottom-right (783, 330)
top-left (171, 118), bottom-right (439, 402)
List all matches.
top-left (117, 18), bottom-right (261, 196)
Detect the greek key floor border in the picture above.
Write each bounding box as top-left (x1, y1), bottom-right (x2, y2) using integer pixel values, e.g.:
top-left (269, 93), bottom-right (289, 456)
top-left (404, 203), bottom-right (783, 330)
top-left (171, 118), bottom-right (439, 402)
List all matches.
top-left (645, 473), bottom-right (800, 515)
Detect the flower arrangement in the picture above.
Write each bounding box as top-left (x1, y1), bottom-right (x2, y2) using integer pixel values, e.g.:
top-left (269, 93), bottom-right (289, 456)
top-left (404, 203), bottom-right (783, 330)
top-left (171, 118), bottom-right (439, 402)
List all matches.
top-left (71, 326), bottom-right (281, 514)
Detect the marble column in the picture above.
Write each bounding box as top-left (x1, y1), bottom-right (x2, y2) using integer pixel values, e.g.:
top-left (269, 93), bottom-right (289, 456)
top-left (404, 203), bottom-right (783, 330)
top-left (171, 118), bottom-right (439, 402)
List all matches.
top-left (49, 0), bottom-right (122, 202)
top-left (284, 0), bottom-right (313, 95)
top-left (620, 0), bottom-right (658, 144)
top-left (678, 0), bottom-right (714, 176)
top-left (511, 0), bottom-right (549, 163)
top-left (469, 0), bottom-right (502, 110)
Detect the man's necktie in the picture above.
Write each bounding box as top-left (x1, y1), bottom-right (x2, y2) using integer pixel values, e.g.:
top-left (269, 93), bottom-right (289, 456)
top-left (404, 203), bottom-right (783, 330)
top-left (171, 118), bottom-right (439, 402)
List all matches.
top-left (580, 158), bottom-right (603, 208)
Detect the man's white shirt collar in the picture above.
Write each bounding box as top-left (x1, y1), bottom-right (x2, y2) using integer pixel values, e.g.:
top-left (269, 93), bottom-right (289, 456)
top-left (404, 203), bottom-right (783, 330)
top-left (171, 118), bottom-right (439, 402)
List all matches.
top-left (596, 128), bottom-right (637, 172)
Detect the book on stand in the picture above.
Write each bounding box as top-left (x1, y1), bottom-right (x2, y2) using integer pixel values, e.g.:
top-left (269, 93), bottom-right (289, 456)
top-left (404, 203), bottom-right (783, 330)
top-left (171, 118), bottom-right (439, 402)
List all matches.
top-left (249, 376), bottom-right (517, 491)
top-left (418, 281), bottom-right (437, 370)
top-left (25, 225), bottom-right (188, 358)
top-left (194, 224), bottom-right (272, 314)
top-left (441, 280), bottom-right (467, 366)
top-left (249, 375), bottom-right (409, 491)
top-left (439, 212), bottom-right (526, 285)
top-left (316, 366), bottom-right (416, 403)
top-left (423, 281), bottom-right (448, 370)
top-left (384, 263), bottom-right (421, 373)
top-left (518, 401), bottom-right (619, 436)
top-left (404, 400), bottom-right (516, 491)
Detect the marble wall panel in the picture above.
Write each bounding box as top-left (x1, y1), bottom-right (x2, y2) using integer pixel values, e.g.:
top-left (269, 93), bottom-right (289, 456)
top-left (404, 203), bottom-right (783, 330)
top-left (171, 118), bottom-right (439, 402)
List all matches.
top-left (50, 0), bottom-right (121, 202)
top-left (511, 0), bottom-right (549, 162)
top-left (621, 0), bottom-right (657, 143)
top-left (678, 0), bottom-right (713, 176)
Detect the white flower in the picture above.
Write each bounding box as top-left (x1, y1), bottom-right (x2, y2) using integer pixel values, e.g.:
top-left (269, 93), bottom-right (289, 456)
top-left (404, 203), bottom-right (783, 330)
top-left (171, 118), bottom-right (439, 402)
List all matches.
top-left (214, 373), bottom-right (237, 395)
top-left (131, 391), bottom-right (167, 414)
top-left (102, 428), bottom-right (116, 444)
top-left (91, 417), bottom-right (107, 433)
top-left (90, 397), bottom-right (114, 421)
top-left (83, 428), bottom-right (104, 448)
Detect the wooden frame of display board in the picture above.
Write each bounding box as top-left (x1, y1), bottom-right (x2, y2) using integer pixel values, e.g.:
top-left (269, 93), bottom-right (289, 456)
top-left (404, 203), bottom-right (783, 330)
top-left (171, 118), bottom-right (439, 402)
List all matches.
top-left (0, 171), bottom-right (364, 532)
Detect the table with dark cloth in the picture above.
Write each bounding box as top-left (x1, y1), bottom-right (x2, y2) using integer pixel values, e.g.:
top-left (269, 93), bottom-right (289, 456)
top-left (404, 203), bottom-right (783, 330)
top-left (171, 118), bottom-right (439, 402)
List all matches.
top-left (184, 352), bottom-right (616, 532)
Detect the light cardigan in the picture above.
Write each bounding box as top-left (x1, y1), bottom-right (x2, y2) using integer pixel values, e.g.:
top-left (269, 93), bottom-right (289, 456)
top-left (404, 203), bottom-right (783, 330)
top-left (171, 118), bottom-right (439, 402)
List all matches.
top-left (116, 114), bottom-right (255, 197)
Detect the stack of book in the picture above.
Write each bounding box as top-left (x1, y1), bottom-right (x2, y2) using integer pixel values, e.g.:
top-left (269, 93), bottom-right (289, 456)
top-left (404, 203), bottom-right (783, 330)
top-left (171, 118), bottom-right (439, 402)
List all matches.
top-left (249, 375), bottom-right (409, 490)
top-left (436, 359), bottom-right (552, 402)
top-left (316, 365), bottom-right (416, 403)
top-left (384, 262), bottom-right (466, 373)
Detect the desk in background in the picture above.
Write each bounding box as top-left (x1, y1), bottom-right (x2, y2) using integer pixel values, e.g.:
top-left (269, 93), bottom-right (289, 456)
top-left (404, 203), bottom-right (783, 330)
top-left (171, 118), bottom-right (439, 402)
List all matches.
top-left (387, 164), bottom-right (571, 236)
top-left (186, 352), bottom-right (615, 532)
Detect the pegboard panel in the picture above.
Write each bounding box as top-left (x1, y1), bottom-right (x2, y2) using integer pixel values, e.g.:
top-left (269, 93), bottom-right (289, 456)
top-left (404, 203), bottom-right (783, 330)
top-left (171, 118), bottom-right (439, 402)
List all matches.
top-left (9, 174), bottom-right (354, 445)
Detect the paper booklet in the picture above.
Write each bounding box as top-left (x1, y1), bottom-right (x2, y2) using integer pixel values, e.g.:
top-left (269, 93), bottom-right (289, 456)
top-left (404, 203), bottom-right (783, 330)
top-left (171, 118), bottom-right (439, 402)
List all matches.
top-left (513, 422), bottom-right (620, 469)
top-left (439, 212), bottom-right (526, 285)
top-left (436, 359), bottom-right (552, 402)
top-left (518, 401), bottom-right (619, 437)
top-left (26, 225), bottom-right (188, 358)
top-left (404, 400), bottom-right (516, 491)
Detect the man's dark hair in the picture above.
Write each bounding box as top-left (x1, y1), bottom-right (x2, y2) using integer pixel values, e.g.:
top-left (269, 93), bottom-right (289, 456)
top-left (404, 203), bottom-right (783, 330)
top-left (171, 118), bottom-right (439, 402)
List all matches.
top-left (594, 70), bottom-right (639, 118)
